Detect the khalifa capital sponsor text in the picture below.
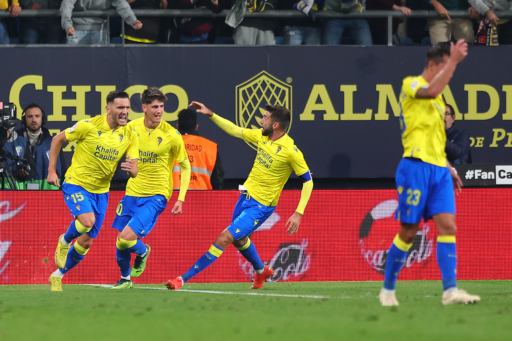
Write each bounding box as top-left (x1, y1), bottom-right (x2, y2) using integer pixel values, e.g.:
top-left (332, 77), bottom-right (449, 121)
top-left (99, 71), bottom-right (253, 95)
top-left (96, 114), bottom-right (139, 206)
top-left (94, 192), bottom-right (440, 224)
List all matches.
top-left (0, 200), bottom-right (26, 276)
top-left (238, 212), bottom-right (311, 282)
top-left (358, 199), bottom-right (433, 274)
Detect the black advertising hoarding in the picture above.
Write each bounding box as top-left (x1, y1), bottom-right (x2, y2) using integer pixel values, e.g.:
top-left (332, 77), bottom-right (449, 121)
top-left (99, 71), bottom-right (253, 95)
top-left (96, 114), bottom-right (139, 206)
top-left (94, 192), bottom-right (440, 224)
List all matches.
top-left (0, 46), bottom-right (511, 179)
top-left (453, 164), bottom-right (512, 186)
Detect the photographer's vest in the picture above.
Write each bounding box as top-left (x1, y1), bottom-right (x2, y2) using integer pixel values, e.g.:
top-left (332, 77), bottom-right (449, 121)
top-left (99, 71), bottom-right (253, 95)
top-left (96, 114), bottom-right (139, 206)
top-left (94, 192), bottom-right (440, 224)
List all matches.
top-left (173, 134), bottom-right (218, 190)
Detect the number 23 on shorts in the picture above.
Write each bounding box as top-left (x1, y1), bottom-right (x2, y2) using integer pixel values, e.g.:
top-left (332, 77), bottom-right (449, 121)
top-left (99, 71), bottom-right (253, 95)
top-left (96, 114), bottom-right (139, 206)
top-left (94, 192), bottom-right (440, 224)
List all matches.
top-left (406, 189), bottom-right (421, 206)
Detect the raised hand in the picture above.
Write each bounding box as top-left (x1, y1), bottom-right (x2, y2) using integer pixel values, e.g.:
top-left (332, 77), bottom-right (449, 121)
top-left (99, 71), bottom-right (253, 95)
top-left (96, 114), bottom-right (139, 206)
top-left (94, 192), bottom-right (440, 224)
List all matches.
top-left (450, 39), bottom-right (468, 64)
top-left (189, 101), bottom-right (214, 117)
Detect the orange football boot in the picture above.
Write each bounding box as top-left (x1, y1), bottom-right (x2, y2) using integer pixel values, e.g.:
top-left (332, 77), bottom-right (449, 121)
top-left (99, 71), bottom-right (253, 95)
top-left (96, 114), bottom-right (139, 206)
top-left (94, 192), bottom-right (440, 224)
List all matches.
top-left (166, 277), bottom-right (184, 290)
top-left (250, 265), bottom-right (274, 289)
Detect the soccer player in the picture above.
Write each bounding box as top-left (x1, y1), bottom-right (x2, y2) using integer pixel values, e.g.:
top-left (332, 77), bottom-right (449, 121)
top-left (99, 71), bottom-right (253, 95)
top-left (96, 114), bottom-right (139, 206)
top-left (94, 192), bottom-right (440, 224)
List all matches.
top-left (47, 91), bottom-right (139, 292)
top-left (166, 102), bottom-right (313, 290)
top-left (110, 87), bottom-right (191, 289)
top-left (379, 40), bottom-right (480, 306)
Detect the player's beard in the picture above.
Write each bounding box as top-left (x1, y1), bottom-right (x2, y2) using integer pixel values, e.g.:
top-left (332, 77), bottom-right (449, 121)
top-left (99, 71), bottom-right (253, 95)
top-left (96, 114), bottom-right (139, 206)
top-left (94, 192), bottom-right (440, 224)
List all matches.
top-left (262, 126), bottom-right (273, 136)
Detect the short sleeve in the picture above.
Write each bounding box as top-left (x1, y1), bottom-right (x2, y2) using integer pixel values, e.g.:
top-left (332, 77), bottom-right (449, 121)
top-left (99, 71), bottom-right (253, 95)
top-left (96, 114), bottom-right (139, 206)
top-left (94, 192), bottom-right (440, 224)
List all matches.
top-left (125, 130), bottom-right (139, 159)
top-left (172, 131), bottom-right (189, 163)
top-left (242, 129), bottom-right (262, 144)
top-left (402, 76), bottom-right (429, 99)
top-left (288, 145), bottom-right (310, 178)
top-left (64, 120), bottom-right (93, 142)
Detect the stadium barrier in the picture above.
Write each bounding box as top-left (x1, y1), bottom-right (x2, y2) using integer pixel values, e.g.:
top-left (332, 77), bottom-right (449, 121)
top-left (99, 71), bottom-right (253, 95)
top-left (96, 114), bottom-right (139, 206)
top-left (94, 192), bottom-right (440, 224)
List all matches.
top-left (1, 189), bottom-right (511, 285)
top-left (1, 10), bottom-right (512, 46)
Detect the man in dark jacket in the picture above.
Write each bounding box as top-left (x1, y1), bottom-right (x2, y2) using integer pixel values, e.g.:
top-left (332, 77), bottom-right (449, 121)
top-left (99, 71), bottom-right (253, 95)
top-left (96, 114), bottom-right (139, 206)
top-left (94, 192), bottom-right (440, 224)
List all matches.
top-left (19, 0), bottom-right (65, 44)
top-left (15, 103), bottom-right (66, 189)
top-left (445, 104), bottom-right (472, 164)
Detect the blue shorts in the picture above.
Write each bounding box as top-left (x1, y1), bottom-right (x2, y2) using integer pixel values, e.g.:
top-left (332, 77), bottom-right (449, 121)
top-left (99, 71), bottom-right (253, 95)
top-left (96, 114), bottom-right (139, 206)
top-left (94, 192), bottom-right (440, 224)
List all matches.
top-left (227, 193), bottom-right (276, 241)
top-left (395, 158), bottom-right (455, 224)
top-left (111, 195), bottom-right (167, 238)
top-left (62, 182), bottom-right (109, 239)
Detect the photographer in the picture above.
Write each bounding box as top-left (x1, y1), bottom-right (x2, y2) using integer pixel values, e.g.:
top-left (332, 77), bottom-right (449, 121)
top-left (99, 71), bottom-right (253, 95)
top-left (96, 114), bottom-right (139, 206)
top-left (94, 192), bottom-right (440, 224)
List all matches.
top-left (1, 127), bottom-right (31, 189)
top-left (13, 103), bottom-right (65, 189)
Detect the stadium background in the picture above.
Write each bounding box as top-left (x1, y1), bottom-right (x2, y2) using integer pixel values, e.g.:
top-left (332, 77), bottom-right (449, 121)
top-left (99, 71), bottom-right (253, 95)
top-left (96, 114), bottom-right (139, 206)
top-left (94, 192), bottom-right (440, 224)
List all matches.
top-left (1, 46), bottom-right (511, 180)
top-left (1, 46), bottom-right (512, 284)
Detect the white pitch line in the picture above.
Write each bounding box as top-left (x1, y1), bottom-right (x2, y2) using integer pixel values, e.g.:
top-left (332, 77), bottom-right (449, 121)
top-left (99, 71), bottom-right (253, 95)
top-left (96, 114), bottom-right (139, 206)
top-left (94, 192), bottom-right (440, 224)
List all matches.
top-left (83, 284), bottom-right (334, 299)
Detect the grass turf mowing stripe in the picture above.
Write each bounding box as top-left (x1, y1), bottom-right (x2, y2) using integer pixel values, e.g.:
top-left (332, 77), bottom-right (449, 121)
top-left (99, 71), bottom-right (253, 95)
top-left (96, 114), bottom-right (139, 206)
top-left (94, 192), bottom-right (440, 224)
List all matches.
top-left (84, 284), bottom-right (333, 299)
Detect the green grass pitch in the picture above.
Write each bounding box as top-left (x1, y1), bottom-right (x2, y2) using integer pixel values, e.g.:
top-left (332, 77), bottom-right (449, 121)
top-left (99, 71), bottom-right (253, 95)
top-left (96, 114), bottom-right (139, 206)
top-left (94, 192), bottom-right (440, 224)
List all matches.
top-left (0, 281), bottom-right (511, 341)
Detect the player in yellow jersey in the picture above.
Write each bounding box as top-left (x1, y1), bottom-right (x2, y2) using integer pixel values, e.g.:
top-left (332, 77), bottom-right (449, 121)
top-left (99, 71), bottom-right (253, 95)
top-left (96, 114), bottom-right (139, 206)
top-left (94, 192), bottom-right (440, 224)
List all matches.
top-left (110, 88), bottom-right (191, 289)
top-left (166, 101), bottom-right (313, 290)
top-left (379, 41), bottom-right (480, 306)
top-left (47, 91), bottom-right (139, 291)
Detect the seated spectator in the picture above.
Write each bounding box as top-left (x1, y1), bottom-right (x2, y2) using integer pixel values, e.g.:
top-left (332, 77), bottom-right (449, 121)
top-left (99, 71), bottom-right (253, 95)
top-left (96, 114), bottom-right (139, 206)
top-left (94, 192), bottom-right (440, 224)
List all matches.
top-left (15, 103), bottom-right (66, 189)
top-left (428, 0), bottom-right (474, 45)
top-left (282, 0), bottom-right (321, 45)
top-left (322, 0), bottom-right (373, 45)
top-left (122, 0), bottom-right (165, 44)
top-left (60, 0), bottom-right (143, 45)
top-left (468, 0), bottom-right (512, 45)
top-left (366, 0), bottom-right (412, 45)
top-left (19, 0), bottom-right (64, 44)
top-left (445, 104), bottom-right (472, 164)
top-left (0, 0), bottom-right (21, 44)
top-left (173, 109), bottom-right (224, 190)
top-left (168, 0), bottom-right (221, 44)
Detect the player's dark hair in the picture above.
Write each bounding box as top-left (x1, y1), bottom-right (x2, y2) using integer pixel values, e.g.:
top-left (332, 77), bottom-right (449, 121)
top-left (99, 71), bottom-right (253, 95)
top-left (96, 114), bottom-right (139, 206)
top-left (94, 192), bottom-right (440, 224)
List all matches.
top-left (141, 87), bottom-right (167, 105)
top-left (425, 44), bottom-right (451, 68)
top-left (106, 90), bottom-right (129, 104)
top-left (446, 104), bottom-right (455, 117)
top-left (177, 109), bottom-right (197, 134)
top-left (265, 104), bottom-right (290, 132)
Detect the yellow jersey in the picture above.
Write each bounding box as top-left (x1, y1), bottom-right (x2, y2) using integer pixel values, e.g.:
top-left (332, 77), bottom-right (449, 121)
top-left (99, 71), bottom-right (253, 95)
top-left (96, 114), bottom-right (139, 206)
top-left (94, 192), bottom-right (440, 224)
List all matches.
top-left (125, 118), bottom-right (188, 200)
top-left (242, 129), bottom-right (310, 207)
top-left (399, 76), bottom-right (447, 167)
top-left (64, 115), bottom-right (139, 194)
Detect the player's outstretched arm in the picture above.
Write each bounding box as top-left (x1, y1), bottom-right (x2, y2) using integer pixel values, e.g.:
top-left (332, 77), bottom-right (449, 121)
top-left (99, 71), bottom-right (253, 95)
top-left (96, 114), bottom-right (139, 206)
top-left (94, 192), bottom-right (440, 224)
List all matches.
top-left (189, 101), bottom-right (244, 139)
top-left (447, 160), bottom-right (463, 196)
top-left (286, 177), bottom-right (313, 235)
top-left (173, 157), bottom-right (191, 215)
top-left (121, 155), bottom-right (138, 178)
top-left (416, 39), bottom-right (468, 99)
top-left (47, 131), bottom-right (68, 187)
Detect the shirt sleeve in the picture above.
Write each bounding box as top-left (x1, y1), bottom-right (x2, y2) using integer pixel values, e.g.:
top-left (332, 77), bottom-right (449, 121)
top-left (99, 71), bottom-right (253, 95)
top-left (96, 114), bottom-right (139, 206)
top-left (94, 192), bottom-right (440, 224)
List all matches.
top-left (64, 120), bottom-right (93, 143)
top-left (60, 0), bottom-right (77, 31)
top-left (125, 130), bottom-right (139, 159)
top-left (242, 129), bottom-right (262, 144)
top-left (171, 131), bottom-right (189, 163)
top-left (288, 145), bottom-right (310, 178)
top-left (402, 76), bottom-right (429, 99)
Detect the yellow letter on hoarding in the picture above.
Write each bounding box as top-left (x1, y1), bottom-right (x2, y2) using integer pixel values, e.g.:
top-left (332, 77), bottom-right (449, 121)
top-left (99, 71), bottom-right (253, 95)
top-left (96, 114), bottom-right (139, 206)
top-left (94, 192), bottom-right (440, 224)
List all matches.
top-left (339, 85), bottom-right (372, 120)
top-left (375, 84), bottom-right (400, 120)
top-left (300, 85), bottom-right (339, 121)
top-left (9, 75), bottom-right (43, 115)
top-left (464, 84), bottom-right (499, 120)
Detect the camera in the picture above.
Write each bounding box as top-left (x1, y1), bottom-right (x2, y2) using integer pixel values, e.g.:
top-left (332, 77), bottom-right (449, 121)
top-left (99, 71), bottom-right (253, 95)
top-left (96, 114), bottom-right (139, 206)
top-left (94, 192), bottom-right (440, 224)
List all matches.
top-left (0, 102), bottom-right (17, 143)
